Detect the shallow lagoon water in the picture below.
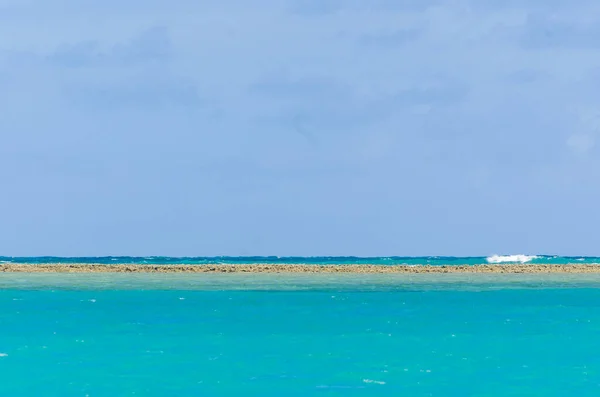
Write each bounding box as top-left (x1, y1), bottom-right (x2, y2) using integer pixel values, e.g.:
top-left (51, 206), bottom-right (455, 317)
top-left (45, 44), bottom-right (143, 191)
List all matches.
top-left (1, 273), bottom-right (600, 396)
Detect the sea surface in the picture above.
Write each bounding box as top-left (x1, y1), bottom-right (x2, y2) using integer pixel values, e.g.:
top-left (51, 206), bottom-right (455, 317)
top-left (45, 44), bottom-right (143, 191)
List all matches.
top-left (0, 254), bottom-right (598, 265)
top-left (1, 273), bottom-right (600, 396)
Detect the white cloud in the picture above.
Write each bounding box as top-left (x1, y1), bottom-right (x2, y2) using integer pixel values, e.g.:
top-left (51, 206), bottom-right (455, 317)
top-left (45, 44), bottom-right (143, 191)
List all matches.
top-left (567, 134), bottom-right (595, 154)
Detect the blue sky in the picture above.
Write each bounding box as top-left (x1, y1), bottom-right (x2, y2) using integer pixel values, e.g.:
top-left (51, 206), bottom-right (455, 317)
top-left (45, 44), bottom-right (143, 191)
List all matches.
top-left (2, 0), bottom-right (600, 256)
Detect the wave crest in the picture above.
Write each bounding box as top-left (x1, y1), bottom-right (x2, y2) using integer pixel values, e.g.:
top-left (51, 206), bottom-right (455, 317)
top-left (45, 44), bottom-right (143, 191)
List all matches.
top-left (486, 255), bottom-right (538, 264)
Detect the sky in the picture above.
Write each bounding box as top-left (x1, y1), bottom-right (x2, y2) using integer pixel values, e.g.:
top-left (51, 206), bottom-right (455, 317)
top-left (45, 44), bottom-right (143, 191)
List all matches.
top-left (2, 0), bottom-right (600, 256)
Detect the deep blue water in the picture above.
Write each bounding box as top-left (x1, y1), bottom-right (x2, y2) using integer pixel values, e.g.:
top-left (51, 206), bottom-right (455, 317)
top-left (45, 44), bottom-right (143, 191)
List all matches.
top-left (1, 274), bottom-right (600, 396)
top-left (1, 255), bottom-right (598, 265)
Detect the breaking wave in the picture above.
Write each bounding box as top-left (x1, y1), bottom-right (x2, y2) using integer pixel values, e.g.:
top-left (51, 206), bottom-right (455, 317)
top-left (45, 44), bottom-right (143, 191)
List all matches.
top-left (486, 255), bottom-right (539, 264)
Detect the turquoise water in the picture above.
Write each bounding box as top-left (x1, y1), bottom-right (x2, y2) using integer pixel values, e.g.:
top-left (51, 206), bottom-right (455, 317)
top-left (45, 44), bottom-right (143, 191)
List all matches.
top-left (1, 273), bottom-right (600, 396)
top-left (1, 255), bottom-right (599, 265)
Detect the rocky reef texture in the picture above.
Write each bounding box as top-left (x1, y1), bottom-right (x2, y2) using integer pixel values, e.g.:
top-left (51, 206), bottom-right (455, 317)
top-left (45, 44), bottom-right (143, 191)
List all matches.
top-left (3, 263), bottom-right (600, 273)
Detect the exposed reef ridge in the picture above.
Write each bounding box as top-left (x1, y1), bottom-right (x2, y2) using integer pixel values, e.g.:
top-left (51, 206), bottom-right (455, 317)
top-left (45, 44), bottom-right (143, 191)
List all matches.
top-left (3, 263), bottom-right (600, 273)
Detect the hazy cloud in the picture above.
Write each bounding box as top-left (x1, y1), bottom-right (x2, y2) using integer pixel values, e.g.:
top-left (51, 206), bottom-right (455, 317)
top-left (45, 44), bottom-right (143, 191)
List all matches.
top-left (521, 14), bottom-right (600, 49)
top-left (49, 27), bottom-right (172, 67)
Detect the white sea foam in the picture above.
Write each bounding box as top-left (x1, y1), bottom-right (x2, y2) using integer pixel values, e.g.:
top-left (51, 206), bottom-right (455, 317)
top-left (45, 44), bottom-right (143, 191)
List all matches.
top-left (363, 379), bottom-right (386, 385)
top-left (0, 353), bottom-right (7, 357)
top-left (486, 255), bottom-right (538, 264)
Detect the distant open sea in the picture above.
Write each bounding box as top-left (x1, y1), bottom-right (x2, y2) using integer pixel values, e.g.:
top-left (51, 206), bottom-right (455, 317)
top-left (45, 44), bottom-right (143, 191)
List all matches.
top-left (2, 261), bottom-right (600, 396)
top-left (0, 254), bottom-right (597, 265)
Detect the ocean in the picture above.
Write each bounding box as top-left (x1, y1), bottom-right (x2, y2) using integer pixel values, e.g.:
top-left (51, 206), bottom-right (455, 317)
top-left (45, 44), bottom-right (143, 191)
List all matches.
top-left (0, 254), bottom-right (598, 265)
top-left (1, 272), bottom-right (600, 396)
